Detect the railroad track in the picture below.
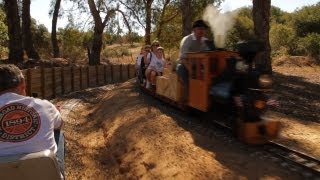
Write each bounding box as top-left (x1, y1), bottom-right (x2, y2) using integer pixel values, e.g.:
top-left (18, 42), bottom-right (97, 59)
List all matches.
top-left (265, 141), bottom-right (320, 178)
top-left (210, 117), bottom-right (320, 179)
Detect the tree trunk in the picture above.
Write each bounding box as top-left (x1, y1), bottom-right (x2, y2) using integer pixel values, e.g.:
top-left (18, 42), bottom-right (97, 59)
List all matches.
top-left (87, 0), bottom-right (104, 65)
top-left (156, 0), bottom-right (170, 39)
top-left (181, 0), bottom-right (192, 37)
top-left (252, 0), bottom-right (272, 74)
top-left (144, 0), bottom-right (152, 45)
top-left (51, 0), bottom-right (61, 58)
top-left (89, 27), bottom-right (103, 65)
top-left (22, 0), bottom-right (40, 60)
top-left (4, 0), bottom-right (23, 64)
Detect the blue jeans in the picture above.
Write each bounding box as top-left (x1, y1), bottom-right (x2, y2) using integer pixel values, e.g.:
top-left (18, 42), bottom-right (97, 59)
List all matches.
top-left (54, 130), bottom-right (65, 177)
top-left (176, 63), bottom-right (189, 99)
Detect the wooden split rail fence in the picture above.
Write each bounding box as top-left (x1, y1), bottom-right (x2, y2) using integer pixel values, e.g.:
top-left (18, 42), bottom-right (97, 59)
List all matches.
top-left (21, 64), bottom-right (136, 99)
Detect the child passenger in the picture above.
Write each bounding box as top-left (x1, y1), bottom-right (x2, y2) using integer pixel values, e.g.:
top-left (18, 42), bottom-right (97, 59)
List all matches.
top-left (145, 46), bottom-right (166, 88)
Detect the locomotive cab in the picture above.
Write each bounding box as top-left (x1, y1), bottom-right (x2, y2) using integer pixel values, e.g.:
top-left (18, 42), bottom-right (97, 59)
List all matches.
top-left (186, 50), bottom-right (241, 112)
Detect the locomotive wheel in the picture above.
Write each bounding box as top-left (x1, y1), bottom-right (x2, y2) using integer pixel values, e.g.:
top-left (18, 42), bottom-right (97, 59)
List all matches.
top-left (229, 116), bottom-right (240, 137)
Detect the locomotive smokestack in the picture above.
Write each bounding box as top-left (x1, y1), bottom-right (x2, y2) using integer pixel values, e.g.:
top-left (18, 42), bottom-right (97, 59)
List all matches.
top-left (203, 5), bottom-right (237, 48)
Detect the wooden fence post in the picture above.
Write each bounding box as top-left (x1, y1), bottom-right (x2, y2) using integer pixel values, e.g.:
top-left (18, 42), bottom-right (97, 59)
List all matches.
top-left (71, 66), bottom-right (74, 91)
top-left (52, 67), bottom-right (56, 98)
top-left (61, 67), bottom-right (64, 94)
top-left (27, 69), bottom-right (32, 96)
top-left (120, 64), bottom-right (123, 82)
top-left (95, 65), bottom-right (98, 86)
top-left (41, 67), bottom-right (45, 99)
top-left (87, 66), bottom-right (89, 88)
top-left (111, 65), bottom-right (114, 83)
top-left (127, 64), bottom-right (130, 79)
top-left (80, 66), bottom-right (83, 89)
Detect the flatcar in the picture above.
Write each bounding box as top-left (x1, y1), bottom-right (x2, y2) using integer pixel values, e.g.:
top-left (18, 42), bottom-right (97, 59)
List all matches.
top-left (139, 40), bottom-right (280, 144)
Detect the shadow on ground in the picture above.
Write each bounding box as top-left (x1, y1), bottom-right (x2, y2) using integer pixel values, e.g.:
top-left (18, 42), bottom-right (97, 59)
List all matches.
top-left (62, 80), bottom-right (303, 179)
top-left (272, 72), bottom-right (320, 123)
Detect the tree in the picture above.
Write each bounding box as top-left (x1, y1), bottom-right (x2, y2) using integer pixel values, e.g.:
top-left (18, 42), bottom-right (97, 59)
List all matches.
top-left (181, 0), bottom-right (222, 37)
top-left (293, 3), bottom-right (320, 37)
top-left (154, 0), bottom-right (179, 39)
top-left (181, 0), bottom-right (192, 36)
top-left (119, 0), bottom-right (154, 45)
top-left (0, 7), bottom-right (8, 57)
top-left (297, 33), bottom-right (320, 60)
top-left (4, 0), bottom-right (23, 63)
top-left (226, 14), bottom-right (255, 48)
top-left (270, 23), bottom-right (295, 56)
top-left (51, 0), bottom-right (62, 58)
top-left (32, 24), bottom-right (51, 58)
top-left (22, 0), bottom-right (40, 60)
top-left (252, 0), bottom-right (272, 74)
top-left (87, 0), bottom-right (115, 65)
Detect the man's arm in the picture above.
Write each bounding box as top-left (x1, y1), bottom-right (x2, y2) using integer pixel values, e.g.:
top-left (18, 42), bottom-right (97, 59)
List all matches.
top-left (52, 104), bottom-right (63, 130)
top-left (179, 36), bottom-right (190, 66)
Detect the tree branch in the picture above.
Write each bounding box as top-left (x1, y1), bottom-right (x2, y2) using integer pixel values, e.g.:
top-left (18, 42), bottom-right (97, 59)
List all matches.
top-left (118, 0), bottom-right (146, 29)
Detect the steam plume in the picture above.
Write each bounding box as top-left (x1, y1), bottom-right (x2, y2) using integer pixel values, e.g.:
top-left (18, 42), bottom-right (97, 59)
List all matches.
top-left (203, 5), bottom-right (237, 48)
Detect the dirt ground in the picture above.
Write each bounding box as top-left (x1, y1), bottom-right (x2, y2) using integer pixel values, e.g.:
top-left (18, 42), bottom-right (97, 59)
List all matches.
top-left (51, 63), bottom-right (320, 180)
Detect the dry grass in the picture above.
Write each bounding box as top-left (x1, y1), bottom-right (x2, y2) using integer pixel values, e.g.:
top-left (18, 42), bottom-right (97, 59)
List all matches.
top-left (273, 55), bottom-right (318, 67)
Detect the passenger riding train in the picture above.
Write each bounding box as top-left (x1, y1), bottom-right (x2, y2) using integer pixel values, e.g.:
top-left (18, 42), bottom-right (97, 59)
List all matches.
top-left (139, 40), bottom-right (280, 145)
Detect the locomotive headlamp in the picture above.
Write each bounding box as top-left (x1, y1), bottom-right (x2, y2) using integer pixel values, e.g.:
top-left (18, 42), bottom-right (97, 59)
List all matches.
top-left (259, 74), bottom-right (273, 89)
top-left (235, 61), bottom-right (248, 72)
top-left (254, 100), bottom-right (266, 109)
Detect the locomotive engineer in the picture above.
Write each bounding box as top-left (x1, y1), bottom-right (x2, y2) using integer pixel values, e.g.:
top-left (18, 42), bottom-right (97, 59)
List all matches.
top-left (176, 19), bottom-right (210, 101)
top-left (0, 64), bottom-right (63, 157)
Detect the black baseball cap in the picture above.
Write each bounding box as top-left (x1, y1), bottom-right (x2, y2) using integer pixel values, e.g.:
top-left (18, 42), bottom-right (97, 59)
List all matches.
top-left (192, 20), bottom-right (209, 29)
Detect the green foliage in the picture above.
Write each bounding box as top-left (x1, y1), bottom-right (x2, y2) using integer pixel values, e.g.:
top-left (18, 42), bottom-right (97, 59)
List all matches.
top-left (123, 32), bottom-right (143, 44)
top-left (153, 4), bottom-right (181, 50)
top-left (59, 27), bottom-right (87, 60)
top-left (104, 33), bottom-right (122, 45)
top-left (32, 24), bottom-right (51, 58)
top-left (192, 0), bottom-right (223, 20)
top-left (270, 23), bottom-right (295, 56)
top-left (0, 8), bottom-right (8, 58)
top-left (292, 3), bottom-right (320, 37)
top-left (224, 3), bottom-right (320, 62)
top-left (270, 6), bottom-right (286, 24)
top-left (297, 33), bottom-right (320, 59)
top-left (236, 6), bottom-right (252, 18)
top-left (102, 46), bottom-right (129, 59)
top-left (226, 11), bottom-right (254, 48)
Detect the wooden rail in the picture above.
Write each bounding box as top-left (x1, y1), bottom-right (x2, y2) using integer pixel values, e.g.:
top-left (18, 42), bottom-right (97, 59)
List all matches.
top-left (21, 64), bottom-right (136, 99)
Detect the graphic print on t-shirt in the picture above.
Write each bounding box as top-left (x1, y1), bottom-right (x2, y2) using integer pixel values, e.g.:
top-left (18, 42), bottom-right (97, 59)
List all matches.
top-left (0, 103), bottom-right (41, 142)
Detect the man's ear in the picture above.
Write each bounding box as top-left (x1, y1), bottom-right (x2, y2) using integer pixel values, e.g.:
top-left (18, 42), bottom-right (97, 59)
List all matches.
top-left (18, 80), bottom-right (26, 96)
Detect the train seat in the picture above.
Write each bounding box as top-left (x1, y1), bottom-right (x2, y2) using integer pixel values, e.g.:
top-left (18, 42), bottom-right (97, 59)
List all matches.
top-left (0, 150), bottom-right (62, 180)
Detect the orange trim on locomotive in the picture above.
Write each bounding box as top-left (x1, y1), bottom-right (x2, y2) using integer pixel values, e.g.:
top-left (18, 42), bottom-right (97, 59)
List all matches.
top-left (186, 51), bottom-right (241, 112)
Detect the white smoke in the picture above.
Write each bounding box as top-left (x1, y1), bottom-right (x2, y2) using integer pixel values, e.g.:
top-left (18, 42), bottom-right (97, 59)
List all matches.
top-left (203, 5), bottom-right (238, 48)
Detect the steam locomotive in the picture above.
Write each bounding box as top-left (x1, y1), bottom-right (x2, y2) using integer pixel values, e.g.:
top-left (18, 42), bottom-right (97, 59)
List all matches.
top-left (139, 40), bottom-right (280, 144)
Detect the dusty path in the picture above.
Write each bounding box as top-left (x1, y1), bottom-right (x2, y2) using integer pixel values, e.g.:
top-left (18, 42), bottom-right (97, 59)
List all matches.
top-left (51, 80), bottom-right (320, 180)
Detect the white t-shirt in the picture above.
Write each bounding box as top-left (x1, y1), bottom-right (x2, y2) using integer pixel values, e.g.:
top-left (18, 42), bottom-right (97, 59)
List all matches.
top-left (0, 92), bottom-right (62, 156)
top-left (148, 55), bottom-right (165, 73)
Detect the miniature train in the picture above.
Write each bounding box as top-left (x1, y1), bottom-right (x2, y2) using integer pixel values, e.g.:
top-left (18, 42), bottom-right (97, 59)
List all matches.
top-left (139, 40), bottom-right (280, 144)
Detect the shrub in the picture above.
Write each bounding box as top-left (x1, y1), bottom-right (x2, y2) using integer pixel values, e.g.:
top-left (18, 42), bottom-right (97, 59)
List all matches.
top-left (270, 24), bottom-right (295, 56)
top-left (297, 33), bottom-right (320, 60)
